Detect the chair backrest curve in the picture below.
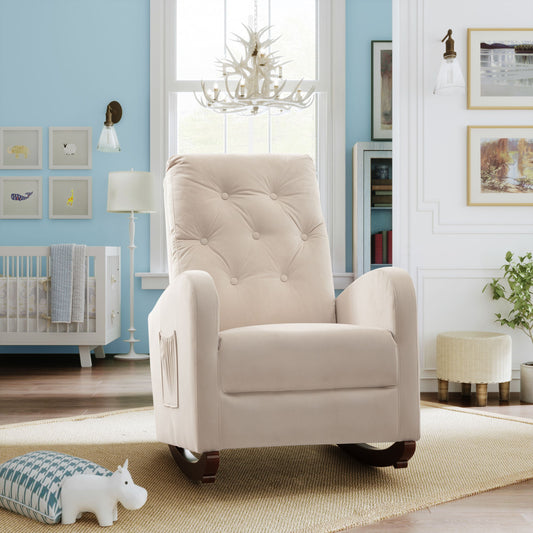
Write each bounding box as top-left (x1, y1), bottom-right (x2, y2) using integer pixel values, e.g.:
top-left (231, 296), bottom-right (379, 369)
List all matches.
top-left (164, 154), bottom-right (335, 331)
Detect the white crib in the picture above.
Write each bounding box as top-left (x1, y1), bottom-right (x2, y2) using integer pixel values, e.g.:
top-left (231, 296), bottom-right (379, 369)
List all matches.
top-left (0, 246), bottom-right (121, 367)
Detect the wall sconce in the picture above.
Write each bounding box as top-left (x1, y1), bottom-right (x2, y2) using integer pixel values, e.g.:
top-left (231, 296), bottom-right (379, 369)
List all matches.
top-left (97, 101), bottom-right (122, 152)
top-left (433, 29), bottom-right (465, 95)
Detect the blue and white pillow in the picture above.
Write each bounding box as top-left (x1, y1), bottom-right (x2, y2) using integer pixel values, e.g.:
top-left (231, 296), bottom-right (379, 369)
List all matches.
top-left (0, 451), bottom-right (111, 524)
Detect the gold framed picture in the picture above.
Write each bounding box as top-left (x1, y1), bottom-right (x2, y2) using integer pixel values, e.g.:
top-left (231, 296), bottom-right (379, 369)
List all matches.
top-left (468, 28), bottom-right (533, 110)
top-left (468, 126), bottom-right (533, 205)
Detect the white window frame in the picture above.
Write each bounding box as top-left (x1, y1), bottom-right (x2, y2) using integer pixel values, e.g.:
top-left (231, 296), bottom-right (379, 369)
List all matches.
top-left (142, 0), bottom-right (347, 289)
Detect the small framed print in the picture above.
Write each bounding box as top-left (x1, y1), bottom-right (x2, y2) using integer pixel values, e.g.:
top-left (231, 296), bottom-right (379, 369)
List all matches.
top-left (0, 127), bottom-right (42, 169)
top-left (468, 126), bottom-right (533, 206)
top-left (371, 41), bottom-right (393, 141)
top-left (0, 176), bottom-right (42, 219)
top-left (468, 28), bottom-right (533, 109)
top-left (49, 127), bottom-right (92, 169)
top-left (49, 176), bottom-right (92, 219)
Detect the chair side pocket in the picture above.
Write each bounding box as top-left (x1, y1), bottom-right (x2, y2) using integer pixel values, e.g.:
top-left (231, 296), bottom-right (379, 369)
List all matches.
top-left (159, 331), bottom-right (179, 408)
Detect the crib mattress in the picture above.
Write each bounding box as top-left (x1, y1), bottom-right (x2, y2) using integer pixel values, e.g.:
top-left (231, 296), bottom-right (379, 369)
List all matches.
top-left (0, 277), bottom-right (96, 320)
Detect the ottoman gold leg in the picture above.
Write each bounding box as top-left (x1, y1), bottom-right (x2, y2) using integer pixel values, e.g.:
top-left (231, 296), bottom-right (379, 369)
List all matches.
top-left (476, 383), bottom-right (488, 407)
top-left (499, 381), bottom-right (510, 402)
top-left (438, 379), bottom-right (449, 402)
top-left (461, 383), bottom-right (471, 398)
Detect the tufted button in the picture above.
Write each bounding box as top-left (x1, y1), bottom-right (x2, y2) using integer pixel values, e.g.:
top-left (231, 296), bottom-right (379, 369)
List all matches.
top-left (301, 233), bottom-right (308, 241)
top-left (252, 232), bottom-right (260, 240)
top-left (230, 277), bottom-right (238, 285)
top-left (221, 192), bottom-right (229, 200)
top-left (200, 238), bottom-right (208, 245)
top-left (270, 192), bottom-right (278, 200)
top-left (280, 274), bottom-right (288, 282)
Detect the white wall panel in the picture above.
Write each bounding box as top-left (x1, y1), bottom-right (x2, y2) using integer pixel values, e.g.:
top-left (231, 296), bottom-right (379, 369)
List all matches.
top-left (395, 0), bottom-right (533, 392)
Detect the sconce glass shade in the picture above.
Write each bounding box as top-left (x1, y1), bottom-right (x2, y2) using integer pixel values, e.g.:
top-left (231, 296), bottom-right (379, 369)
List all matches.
top-left (97, 125), bottom-right (121, 152)
top-left (434, 57), bottom-right (465, 95)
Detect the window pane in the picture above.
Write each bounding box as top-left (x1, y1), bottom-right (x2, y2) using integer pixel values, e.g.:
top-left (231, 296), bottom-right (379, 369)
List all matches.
top-left (176, 0), bottom-right (224, 79)
top-left (270, 104), bottom-right (316, 161)
top-left (226, 114), bottom-right (269, 153)
top-left (175, 93), bottom-right (224, 153)
top-left (271, 0), bottom-right (316, 80)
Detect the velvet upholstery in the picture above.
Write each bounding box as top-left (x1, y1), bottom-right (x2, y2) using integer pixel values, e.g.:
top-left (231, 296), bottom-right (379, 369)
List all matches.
top-left (149, 154), bottom-right (420, 454)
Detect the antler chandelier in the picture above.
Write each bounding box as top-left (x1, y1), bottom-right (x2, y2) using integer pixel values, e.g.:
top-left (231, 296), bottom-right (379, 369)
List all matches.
top-left (195, 6), bottom-right (315, 116)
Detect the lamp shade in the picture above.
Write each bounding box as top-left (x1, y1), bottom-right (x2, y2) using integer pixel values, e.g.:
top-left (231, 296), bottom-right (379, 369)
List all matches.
top-left (107, 171), bottom-right (156, 213)
top-left (433, 57), bottom-right (465, 95)
top-left (97, 125), bottom-right (121, 152)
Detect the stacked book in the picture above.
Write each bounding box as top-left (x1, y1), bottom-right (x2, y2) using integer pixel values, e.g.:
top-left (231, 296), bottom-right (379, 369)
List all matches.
top-left (371, 179), bottom-right (392, 207)
top-left (371, 230), bottom-right (392, 265)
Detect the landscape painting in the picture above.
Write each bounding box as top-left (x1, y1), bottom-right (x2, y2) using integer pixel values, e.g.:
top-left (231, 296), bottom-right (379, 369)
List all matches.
top-left (371, 41), bottom-right (392, 140)
top-left (468, 29), bottom-right (533, 109)
top-left (468, 126), bottom-right (533, 205)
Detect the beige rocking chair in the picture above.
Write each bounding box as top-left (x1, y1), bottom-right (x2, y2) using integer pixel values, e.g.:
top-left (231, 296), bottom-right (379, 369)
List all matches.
top-left (149, 154), bottom-right (420, 483)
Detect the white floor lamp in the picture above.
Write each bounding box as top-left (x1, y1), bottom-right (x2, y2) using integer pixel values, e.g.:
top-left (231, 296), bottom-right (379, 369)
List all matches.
top-left (107, 170), bottom-right (155, 360)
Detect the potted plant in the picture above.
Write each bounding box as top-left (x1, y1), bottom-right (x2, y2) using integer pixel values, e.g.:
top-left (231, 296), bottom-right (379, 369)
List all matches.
top-left (483, 251), bottom-right (533, 403)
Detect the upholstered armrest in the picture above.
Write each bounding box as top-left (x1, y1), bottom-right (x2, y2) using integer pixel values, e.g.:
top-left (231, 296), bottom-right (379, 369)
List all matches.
top-left (148, 270), bottom-right (220, 452)
top-left (336, 267), bottom-right (420, 440)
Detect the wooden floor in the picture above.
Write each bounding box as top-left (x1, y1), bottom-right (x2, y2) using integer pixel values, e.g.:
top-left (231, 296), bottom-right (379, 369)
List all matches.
top-left (1, 354), bottom-right (532, 532)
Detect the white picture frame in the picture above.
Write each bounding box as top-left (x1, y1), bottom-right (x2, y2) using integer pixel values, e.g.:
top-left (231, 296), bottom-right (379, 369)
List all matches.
top-left (0, 127), bottom-right (42, 169)
top-left (0, 176), bottom-right (42, 219)
top-left (49, 127), bottom-right (92, 169)
top-left (49, 176), bottom-right (92, 219)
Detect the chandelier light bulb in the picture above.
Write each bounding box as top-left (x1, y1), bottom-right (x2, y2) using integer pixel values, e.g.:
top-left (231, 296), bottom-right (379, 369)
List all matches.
top-left (195, 24), bottom-right (315, 116)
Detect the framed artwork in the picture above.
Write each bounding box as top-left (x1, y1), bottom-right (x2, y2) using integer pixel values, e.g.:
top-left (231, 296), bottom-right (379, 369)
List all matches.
top-left (0, 176), bottom-right (42, 219)
top-left (468, 126), bottom-right (533, 206)
top-left (468, 28), bottom-right (533, 109)
top-left (49, 127), bottom-right (92, 169)
top-left (49, 176), bottom-right (92, 219)
top-left (0, 127), bottom-right (42, 169)
top-left (371, 41), bottom-right (392, 141)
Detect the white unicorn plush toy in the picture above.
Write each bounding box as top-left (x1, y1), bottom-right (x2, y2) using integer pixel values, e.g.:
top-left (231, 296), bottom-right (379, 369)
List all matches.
top-left (61, 459), bottom-right (147, 527)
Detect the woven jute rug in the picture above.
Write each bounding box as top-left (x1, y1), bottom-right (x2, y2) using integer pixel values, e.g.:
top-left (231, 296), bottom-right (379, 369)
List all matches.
top-left (0, 402), bottom-right (532, 533)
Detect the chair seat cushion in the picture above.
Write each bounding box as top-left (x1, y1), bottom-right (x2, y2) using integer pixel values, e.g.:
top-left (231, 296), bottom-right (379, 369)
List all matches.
top-left (219, 323), bottom-right (398, 393)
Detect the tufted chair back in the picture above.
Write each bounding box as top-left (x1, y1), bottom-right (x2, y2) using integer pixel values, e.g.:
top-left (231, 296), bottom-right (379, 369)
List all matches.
top-left (163, 154), bottom-right (336, 331)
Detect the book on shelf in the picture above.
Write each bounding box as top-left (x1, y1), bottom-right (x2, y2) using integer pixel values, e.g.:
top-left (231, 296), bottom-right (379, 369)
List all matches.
top-left (371, 194), bottom-right (392, 206)
top-left (372, 230), bottom-right (393, 265)
top-left (371, 179), bottom-right (392, 187)
top-left (371, 184), bottom-right (392, 191)
top-left (372, 232), bottom-right (383, 264)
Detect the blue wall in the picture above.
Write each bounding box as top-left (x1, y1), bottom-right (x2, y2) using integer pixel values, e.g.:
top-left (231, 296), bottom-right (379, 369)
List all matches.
top-left (345, 0), bottom-right (392, 272)
top-left (0, 0), bottom-right (390, 355)
top-left (0, 0), bottom-right (160, 355)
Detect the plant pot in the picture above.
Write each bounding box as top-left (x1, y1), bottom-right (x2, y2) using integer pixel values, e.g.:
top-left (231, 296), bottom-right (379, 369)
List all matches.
top-left (520, 362), bottom-right (533, 403)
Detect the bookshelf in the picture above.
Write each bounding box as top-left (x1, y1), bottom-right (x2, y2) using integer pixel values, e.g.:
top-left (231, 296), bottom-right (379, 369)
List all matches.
top-left (353, 141), bottom-right (392, 276)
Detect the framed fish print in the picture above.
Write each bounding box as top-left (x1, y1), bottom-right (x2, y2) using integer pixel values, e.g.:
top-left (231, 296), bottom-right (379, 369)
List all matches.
top-left (371, 41), bottom-right (392, 141)
top-left (467, 126), bottom-right (533, 205)
top-left (0, 176), bottom-right (43, 219)
top-left (0, 127), bottom-right (42, 169)
top-left (49, 127), bottom-right (92, 169)
top-left (49, 176), bottom-right (92, 219)
top-left (468, 28), bottom-right (533, 109)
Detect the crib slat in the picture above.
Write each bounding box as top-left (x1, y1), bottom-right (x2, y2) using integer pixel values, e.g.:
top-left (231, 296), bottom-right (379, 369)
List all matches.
top-left (6, 256), bottom-right (10, 332)
top-left (26, 256), bottom-right (29, 332)
top-left (86, 255), bottom-right (90, 333)
top-left (16, 256), bottom-right (20, 333)
top-left (46, 254), bottom-right (50, 333)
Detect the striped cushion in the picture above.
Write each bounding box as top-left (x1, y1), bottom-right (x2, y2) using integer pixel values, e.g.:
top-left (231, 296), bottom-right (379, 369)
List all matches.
top-left (0, 451), bottom-right (111, 524)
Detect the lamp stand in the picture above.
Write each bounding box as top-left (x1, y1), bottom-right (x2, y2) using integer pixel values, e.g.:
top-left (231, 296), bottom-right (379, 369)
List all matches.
top-left (115, 210), bottom-right (149, 361)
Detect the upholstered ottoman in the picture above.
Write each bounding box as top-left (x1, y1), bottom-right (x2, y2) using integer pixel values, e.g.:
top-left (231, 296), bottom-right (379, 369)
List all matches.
top-left (436, 331), bottom-right (512, 406)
